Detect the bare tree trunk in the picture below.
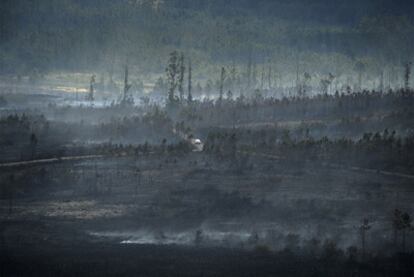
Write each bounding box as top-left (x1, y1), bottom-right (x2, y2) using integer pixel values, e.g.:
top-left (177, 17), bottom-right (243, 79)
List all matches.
top-left (402, 229), bottom-right (406, 252)
top-left (361, 230), bottom-right (366, 259)
top-left (187, 59), bottom-right (192, 103)
top-left (268, 62), bottom-right (272, 90)
top-left (394, 228), bottom-right (398, 249)
top-left (219, 67), bottom-right (225, 101)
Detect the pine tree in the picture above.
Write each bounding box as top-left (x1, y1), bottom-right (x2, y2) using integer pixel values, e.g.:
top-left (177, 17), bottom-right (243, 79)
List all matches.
top-left (166, 51), bottom-right (179, 104)
top-left (247, 49), bottom-right (252, 90)
top-left (178, 52), bottom-right (185, 102)
top-left (121, 65), bottom-right (133, 105)
top-left (187, 59), bottom-right (193, 104)
top-left (404, 62), bottom-right (412, 90)
top-left (87, 75), bottom-right (96, 101)
top-left (267, 61), bottom-right (272, 90)
top-left (219, 67), bottom-right (226, 101)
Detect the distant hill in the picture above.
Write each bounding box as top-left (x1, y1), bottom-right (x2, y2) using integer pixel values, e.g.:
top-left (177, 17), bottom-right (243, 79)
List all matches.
top-left (0, 0), bottom-right (413, 78)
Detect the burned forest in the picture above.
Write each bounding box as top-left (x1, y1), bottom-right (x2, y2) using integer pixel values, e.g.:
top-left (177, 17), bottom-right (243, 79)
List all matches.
top-left (0, 1), bottom-right (414, 276)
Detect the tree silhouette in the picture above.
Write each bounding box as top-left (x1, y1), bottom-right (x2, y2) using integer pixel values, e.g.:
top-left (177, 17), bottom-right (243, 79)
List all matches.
top-left (404, 62), bottom-right (412, 90)
top-left (219, 67), bottom-right (226, 102)
top-left (178, 52), bottom-right (185, 102)
top-left (393, 209), bottom-right (412, 252)
top-left (187, 59), bottom-right (193, 104)
top-left (87, 74), bottom-right (96, 101)
top-left (166, 51), bottom-right (180, 105)
top-left (30, 132), bottom-right (38, 159)
top-left (359, 218), bottom-right (371, 259)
